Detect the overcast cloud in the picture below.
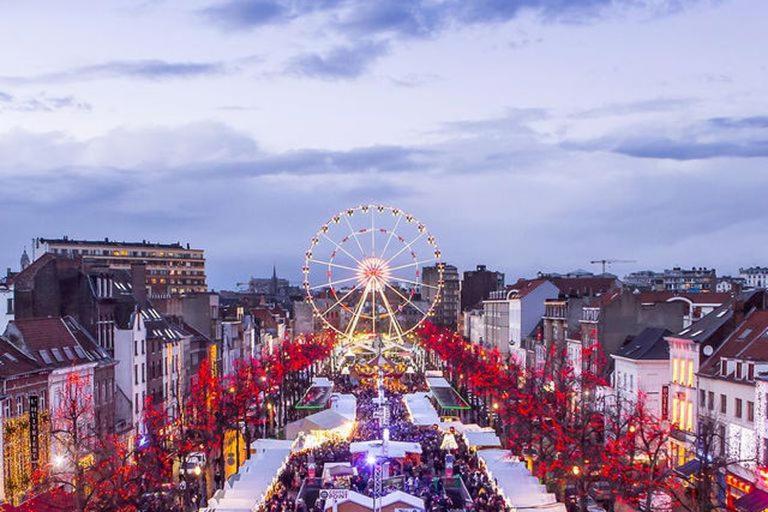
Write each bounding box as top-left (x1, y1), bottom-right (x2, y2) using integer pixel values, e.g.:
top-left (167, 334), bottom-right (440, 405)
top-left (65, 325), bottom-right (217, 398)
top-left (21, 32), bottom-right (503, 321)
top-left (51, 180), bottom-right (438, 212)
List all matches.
top-left (0, 0), bottom-right (765, 287)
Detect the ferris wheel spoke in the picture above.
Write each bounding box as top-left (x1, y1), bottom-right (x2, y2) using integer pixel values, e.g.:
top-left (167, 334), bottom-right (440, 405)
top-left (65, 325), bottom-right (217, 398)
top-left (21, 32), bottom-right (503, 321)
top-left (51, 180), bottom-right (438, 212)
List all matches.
top-left (384, 231), bottom-right (426, 266)
top-left (321, 234), bottom-right (363, 266)
top-left (379, 214), bottom-right (402, 261)
top-left (384, 282), bottom-right (425, 317)
top-left (310, 275), bottom-right (359, 290)
top-left (343, 215), bottom-right (367, 257)
top-left (345, 282), bottom-right (371, 339)
top-left (321, 282), bottom-right (362, 317)
top-left (388, 258), bottom-right (437, 273)
top-left (394, 277), bottom-right (440, 290)
top-left (309, 259), bottom-right (359, 272)
top-left (379, 288), bottom-right (405, 341)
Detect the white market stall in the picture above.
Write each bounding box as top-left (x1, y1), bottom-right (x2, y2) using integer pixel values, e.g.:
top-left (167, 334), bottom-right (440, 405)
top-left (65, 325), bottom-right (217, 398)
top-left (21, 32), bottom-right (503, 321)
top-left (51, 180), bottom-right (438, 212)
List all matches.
top-left (329, 393), bottom-right (357, 420)
top-left (285, 408), bottom-right (354, 440)
top-left (477, 449), bottom-right (566, 512)
top-left (463, 428), bottom-right (502, 449)
top-left (322, 490), bottom-right (425, 512)
top-left (403, 392), bottom-right (441, 426)
top-left (202, 439), bottom-right (294, 512)
top-left (350, 439), bottom-right (423, 459)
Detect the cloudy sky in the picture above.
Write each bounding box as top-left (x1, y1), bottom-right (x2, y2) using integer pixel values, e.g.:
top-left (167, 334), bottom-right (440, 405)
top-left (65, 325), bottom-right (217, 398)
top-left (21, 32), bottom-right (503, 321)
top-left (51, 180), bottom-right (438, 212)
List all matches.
top-left (1, 0), bottom-right (766, 288)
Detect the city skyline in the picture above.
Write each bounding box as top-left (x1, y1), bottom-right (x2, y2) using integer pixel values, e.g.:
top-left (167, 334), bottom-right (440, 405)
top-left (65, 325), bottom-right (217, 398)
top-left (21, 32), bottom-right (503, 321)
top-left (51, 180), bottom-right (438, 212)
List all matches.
top-left (2, 0), bottom-right (767, 288)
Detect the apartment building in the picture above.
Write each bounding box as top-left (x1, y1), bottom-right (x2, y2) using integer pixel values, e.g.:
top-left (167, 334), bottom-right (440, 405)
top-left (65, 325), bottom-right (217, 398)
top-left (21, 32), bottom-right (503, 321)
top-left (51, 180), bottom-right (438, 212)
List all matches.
top-left (37, 237), bottom-right (206, 298)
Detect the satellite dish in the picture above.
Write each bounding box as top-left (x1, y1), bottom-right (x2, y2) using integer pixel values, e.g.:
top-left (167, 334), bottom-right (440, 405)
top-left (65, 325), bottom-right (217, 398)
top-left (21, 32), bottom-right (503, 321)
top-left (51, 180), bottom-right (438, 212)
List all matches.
top-left (703, 345), bottom-right (713, 356)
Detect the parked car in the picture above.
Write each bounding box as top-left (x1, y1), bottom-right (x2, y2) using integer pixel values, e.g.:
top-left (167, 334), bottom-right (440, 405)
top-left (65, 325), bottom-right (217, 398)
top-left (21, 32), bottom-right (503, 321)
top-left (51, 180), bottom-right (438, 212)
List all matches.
top-left (180, 451), bottom-right (207, 476)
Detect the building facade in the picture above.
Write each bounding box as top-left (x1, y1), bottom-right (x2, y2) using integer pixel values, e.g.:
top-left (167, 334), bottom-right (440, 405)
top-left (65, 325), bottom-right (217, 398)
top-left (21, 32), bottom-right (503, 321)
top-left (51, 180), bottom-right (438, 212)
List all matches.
top-left (422, 263), bottom-right (459, 331)
top-left (37, 238), bottom-right (206, 297)
top-left (483, 279), bottom-right (560, 357)
top-left (740, 267), bottom-right (768, 289)
top-left (460, 265), bottom-right (504, 312)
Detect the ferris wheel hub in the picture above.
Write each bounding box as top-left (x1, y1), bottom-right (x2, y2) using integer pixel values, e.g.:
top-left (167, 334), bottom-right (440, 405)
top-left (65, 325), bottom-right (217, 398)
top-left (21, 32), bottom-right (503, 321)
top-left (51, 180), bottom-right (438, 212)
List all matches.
top-left (357, 257), bottom-right (390, 290)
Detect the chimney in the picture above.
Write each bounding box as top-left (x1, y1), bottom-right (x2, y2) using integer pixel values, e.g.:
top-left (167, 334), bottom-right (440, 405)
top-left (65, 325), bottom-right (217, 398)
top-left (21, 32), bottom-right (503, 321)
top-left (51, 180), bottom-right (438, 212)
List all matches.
top-left (131, 263), bottom-right (147, 303)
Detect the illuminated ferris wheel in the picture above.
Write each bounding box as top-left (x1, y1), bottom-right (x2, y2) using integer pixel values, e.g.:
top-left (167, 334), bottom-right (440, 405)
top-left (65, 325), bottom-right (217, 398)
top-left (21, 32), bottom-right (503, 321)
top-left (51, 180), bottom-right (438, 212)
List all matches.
top-left (303, 204), bottom-right (443, 344)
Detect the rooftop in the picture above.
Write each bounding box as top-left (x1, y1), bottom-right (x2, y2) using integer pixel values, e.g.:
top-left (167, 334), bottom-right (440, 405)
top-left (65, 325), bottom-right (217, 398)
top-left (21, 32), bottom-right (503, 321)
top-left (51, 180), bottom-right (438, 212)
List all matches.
top-left (700, 310), bottom-right (768, 375)
top-left (615, 327), bottom-right (671, 361)
top-left (38, 237), bottom-right (202, 251)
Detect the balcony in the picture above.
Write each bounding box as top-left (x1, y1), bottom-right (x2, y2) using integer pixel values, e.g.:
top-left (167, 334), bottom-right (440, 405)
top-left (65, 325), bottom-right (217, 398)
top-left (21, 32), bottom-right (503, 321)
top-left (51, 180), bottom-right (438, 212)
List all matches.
top-left (581, 307), bottom-right (600, 323)
top-left (544, 301), bottom-right (567, 320)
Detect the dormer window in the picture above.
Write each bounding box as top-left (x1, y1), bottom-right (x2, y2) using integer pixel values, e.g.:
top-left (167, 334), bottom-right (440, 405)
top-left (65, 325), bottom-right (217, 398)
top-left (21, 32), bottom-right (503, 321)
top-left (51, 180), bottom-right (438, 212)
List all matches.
top-left (748, 363), bottom-right (755, 381)
top-left (736, 362), bottom-right (743, 380)
top-left (721, 359), bottom-right (728, 377)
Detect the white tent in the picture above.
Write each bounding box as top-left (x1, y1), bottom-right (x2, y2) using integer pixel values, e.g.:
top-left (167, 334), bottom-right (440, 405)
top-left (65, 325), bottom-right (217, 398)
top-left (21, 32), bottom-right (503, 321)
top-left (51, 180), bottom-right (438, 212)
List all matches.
top-left (426, 376), bottom-right (451, 388)
top-left (477, 449), bottom-right (566, 512)
top-left (330, 393), bottom-right (357, 420)
top-left (323, 490), bottom-right (425, 511)
top-left (203, 439), bottom-right (292, 512)
top-left (321, 462), bottom-right (357, 483)
top-left (464, 429), bottom-right (502, 448)
top-left (285, 408), bottom-right (352, 439)
top-left (312, 377), bottom-right (333, 387)
top-left (350, 439), bottom-right (422, 459)
top-left (404, 392), bottom-right (440, 426)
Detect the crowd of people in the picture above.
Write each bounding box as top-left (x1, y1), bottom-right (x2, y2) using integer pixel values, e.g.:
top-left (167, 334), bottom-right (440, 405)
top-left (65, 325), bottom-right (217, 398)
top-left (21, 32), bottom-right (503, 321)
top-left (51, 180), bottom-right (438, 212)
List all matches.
top-left (258, 366), bottom-right (511, 512)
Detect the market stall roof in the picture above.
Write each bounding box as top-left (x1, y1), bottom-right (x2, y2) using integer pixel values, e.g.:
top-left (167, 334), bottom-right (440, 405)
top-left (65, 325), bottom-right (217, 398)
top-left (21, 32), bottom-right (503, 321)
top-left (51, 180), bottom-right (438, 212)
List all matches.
top-left (206, 440), bottom-right (292, 511)
top-left (426, 376), bottom-right (451, 388)
top-left (464, 429), bottom-right (502, 448)
top-left (350, 439), bottom-right (423, 458)
top-left (285, 408), bottom-right (352, 439)
top-left (296, 382), bottom-right (335, 410)
top-left (330, 393), bottom-right (357, 420)
top-left (404, 392), bottom-right (441, 426)
top-left (477, 449), bottom-right (565, 511)
top-left (321, 462), bottom-right (357, 482)
top-left (313, 377), bottom-right (333, 387)
top-left (322, 490), bottom-right (425, 511)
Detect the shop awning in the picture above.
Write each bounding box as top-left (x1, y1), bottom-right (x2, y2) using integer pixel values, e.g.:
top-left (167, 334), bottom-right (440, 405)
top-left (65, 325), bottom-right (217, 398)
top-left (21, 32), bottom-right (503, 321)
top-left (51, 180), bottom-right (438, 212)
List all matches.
top-left (735, 488), bottom-right (768, 512)
top-left (674, 459), bottom-right (701, 478)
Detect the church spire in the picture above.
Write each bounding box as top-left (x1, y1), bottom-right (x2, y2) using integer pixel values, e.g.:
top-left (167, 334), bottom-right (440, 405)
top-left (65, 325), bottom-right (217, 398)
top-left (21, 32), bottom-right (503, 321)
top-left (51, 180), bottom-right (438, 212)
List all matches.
top-left (20, 247), bottom-right (30, 270)
top-left (271, 264), bottom-right (278, 296)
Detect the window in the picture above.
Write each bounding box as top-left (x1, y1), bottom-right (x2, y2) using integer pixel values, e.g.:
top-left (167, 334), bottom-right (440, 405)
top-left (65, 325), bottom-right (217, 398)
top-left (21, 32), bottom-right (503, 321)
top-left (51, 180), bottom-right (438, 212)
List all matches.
top-left (16, 397), bottom-right (22, 416)
top-left (5, 298), bottom-right (12, 314)
top-left (735, 398), bottom-right (743, 419)
top-left (134, 364), bottom-right (138, 385)
top-left (708, 391), bottom-right (714, 411)
top-left (720, 394), bottom-right (727, 414)
top-left (141, 363), bottom-right (145, 383)
top-left (719, 425), bottom-right (726, 456)
top-left (736, 362), bottom-right (743, 379)
top-left (748, 401), bottom-right (754, 422)
top-left (3, 399), bottom-right (10, 418)
top-left (62, 347), bottom-right (74, 361)
top-left (38, 350), bottom-right (52, 365)
top-left (134, 340), bottom-right (138, 356)
top-left (50, 348), bottom-right (64, 363)
top-left (699, 390), bottom-right (706, 407)
top-left (721, 359), bottom-right (728, 376)
top-left (749, 364), bottom-right (755, 381)
top-left (135, 393), bottom-right (139, 414)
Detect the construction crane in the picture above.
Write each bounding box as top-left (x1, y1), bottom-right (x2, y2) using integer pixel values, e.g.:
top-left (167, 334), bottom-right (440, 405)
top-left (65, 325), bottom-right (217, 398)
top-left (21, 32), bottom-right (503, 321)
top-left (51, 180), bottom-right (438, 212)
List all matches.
top-left (589, 259), bottom-right (636, 274)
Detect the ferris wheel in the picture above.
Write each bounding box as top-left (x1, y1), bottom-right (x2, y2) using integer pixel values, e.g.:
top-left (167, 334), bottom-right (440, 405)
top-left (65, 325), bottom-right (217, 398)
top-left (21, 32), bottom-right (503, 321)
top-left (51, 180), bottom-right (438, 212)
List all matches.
top-left (303, 204), bottom-right (443, 344)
